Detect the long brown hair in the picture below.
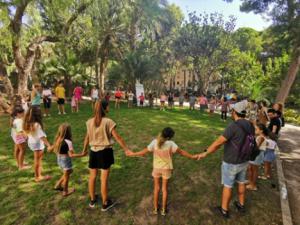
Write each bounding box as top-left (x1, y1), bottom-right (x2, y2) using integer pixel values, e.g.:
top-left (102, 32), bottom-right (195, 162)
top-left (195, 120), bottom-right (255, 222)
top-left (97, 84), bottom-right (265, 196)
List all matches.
top-left (53, 123), bottom-right (72, 154)
top-left (94, 100), bottom-right (109, 127)
top-left (23, 106), bottom-right (43, 133)
top-left (157, 127), bottom-right (175, 148)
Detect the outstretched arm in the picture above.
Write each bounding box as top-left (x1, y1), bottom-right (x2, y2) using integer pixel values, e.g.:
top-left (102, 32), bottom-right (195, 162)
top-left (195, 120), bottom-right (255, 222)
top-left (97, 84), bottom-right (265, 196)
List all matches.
top-left (129, 148), bottom-right (149, 157)
top-left (82, 132), bottom-right (89, 156)
top-left (177, 148), bottom-right (196, 159)
top-left (197, 135), bottom-right (227, 160)
top-left (112, 128), bottom-right (132, 155)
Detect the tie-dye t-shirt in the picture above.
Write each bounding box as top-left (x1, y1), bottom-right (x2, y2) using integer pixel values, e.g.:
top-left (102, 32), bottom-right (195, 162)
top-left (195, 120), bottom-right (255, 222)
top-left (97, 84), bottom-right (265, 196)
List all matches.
top-left (147, 139), bottom-right (178, 170)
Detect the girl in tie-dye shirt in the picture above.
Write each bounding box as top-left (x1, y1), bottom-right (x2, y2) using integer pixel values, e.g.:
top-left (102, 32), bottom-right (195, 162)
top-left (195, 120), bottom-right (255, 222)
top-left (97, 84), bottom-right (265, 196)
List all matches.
top-left (129, 127), bottom-right (197, 216)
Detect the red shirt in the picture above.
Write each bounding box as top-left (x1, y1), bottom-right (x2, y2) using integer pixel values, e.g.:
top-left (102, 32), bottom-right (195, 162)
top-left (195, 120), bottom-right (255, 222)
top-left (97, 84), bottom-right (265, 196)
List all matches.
top-left (115, 91), bottom-right (122, 98)
top-left (139, 95), bottom-right (145, 101)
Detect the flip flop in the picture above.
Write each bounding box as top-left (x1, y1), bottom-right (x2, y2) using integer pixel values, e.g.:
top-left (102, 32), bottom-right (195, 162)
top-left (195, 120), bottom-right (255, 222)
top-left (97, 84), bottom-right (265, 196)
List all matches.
top-left (246, 185), bottom-right (258, 191)
top-left (62, 188), bottom-right (75, 197)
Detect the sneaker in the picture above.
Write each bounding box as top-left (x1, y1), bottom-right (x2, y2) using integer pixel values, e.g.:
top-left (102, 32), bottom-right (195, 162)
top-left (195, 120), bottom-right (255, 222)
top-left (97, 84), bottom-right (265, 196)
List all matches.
top-left (43, 114), bottom-right (47, 117)
top-left (161, 208), bottom-right (167, 216)
top-left (234, 201), bottom-right (246, 214)
top-left (153, 208), bottom-right (158, 215)
top-left (89, 199), bottom-right (97, 208)
top-left (101, 199), bottom-right (116, 212)
top-left (58, 112), bottom-right (61, 115)
top-left (214, 206), bottom-right (229, 219)
top-left (63, 112), bottom-right (66, 115)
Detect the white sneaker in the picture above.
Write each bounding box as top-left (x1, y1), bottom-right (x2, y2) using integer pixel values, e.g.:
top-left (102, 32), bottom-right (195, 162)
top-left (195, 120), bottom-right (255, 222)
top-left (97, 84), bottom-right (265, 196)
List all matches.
top-left (63, 112), bottom-right (66, 114)
top-left (58, 112), bottom-right (61, 115)
top-left (43, 114), bottom-right (47, 117)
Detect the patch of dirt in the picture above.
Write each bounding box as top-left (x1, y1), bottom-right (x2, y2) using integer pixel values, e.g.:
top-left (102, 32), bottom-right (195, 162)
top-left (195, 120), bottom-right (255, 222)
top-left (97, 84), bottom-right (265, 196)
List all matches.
top-left (133, 195), bottom-right (158, 225)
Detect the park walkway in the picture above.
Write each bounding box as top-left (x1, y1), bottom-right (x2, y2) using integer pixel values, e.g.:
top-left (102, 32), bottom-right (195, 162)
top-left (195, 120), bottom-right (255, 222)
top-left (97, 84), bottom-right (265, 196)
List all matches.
top-left (278, 124), bottom-right (300, 225)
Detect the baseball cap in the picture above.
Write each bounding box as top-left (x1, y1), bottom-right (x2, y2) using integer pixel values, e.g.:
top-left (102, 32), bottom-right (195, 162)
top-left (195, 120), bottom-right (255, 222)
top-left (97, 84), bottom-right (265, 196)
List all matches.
top-left (232, 101), bottom-right (247, 114)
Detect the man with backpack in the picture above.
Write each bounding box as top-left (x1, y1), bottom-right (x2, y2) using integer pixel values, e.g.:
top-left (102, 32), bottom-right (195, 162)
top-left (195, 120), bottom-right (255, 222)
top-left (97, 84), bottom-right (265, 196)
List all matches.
top-left (196, 101), bottom-right (255, 219)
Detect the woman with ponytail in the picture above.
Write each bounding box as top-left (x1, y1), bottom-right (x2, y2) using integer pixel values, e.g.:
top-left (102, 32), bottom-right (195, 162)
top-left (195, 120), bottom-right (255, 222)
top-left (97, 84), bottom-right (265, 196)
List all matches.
top-left (129, 127), bottom-right (197, 216)
top-left (82, 100), bottom-right (132, 210)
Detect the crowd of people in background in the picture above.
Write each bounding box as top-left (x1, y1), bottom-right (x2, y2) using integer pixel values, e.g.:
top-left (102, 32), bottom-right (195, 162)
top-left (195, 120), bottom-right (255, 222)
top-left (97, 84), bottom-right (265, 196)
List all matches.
top-left (2, 81), bottom-right (286, 218)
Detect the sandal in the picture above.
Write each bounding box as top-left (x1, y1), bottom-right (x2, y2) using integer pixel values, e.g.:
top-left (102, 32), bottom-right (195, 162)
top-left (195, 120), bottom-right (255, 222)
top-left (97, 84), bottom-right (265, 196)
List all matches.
top-left (62, 188), bottom-right (75, 197)
top-left (246, 185), bottom-right (258, 191)
top-left (54, 186), bottom-right (64, 191)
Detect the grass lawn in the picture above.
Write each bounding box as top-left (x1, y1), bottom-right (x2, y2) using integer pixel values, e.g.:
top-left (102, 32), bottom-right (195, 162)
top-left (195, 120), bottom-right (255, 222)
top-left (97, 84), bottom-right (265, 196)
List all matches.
top-left (0, 102), bottom-right (282, 225)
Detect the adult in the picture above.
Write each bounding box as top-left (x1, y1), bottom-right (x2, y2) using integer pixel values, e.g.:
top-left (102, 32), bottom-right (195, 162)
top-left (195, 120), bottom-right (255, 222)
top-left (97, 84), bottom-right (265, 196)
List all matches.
top-left (55, 81), bottom-right (66, 115)
top-left (148, 92), bottom-right (154, 108)
top-left (247, 100), bottom-right (258, 124)
top-left (73, 84), bottom-right (83, 112)
top-left (82, 100), bottom-right (132, 210)
top-left (42, 85), bottom-right (52, 117)
top-left (168, 92), bottom-right (174, 109)
top-left (189, 93), bottom-right (196, 110)
top-left (179, 93), bottom-right (184, 107)
top-left (196, 102), bottom-right (254, 218)
top-left (273, 103), bottom-right (285, 127)
top-left (90, 86), bottom-right (99, 109)
top-left (257, 101), bottom-right (269, 126)
top-left (267, 109), bottom-right (281, 141)
top-left (198, 94), bottom-right (208, 111)
top-left (31, 83), bottom-right (42, 108)
top-left (128, 91), bottom-right (134, 108)
top-left (114, 88), bottom-right (122, 109)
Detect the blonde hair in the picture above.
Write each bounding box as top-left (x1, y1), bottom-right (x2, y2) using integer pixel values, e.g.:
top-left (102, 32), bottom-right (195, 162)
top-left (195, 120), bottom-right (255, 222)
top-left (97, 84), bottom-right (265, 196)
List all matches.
top-left (53, 123), bottom-right (72, 154)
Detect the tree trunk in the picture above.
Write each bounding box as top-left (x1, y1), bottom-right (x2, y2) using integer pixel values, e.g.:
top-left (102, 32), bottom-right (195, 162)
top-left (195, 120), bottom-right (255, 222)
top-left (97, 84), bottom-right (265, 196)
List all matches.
top-left (99, 56), bottom-right (108, 95)
top-left (275, 55), bottom-right (300, 103)
top-left (0, 62), bottom-right (14, 99)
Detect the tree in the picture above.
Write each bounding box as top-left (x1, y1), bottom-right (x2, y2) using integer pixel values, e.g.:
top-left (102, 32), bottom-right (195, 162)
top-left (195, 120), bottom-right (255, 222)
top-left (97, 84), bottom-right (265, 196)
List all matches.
top-left (225, 0), bottom-right (300, 103)
top-left (0, 0), bottom-right (90, 95)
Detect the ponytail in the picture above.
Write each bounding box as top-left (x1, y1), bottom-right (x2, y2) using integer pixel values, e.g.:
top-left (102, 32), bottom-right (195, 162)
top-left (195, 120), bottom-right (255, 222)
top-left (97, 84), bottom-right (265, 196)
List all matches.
top-left (157, 127), bottom-right (175, 148)
top-left (94, 100), bottom-right (109, 127)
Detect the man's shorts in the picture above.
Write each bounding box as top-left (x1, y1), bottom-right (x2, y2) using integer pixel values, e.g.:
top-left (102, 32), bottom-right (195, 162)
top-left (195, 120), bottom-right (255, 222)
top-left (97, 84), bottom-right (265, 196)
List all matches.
top-left (221, 161), bottom-right (248, 188)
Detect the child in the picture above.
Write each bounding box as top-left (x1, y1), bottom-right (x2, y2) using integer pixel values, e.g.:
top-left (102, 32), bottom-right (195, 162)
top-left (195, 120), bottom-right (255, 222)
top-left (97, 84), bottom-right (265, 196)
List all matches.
top-left (82, 100), bottom-right (132, 210)
top-left (90, 86), bottom-right (99, 109)
top-left (71, 94), bottom-right (77, 113)
top-left (247, 124), bottom-right (268, 191)
top-left (189, 93), bottom-right (196, 110)
top-left (219, 97), bottom-right (230, 121)
top-left (129, 127), bottom-right (196, 216)
top-left (51, 123), bottom-right (84, 196)
top-left (209, 96), bottom-right (216, 115)
top-left (11, 107), bottom-right (30, 170)
top-left (160, 94), bottom-right (166, 111)
top-left (23, 106), bottom-right (52, 182)
top-left (260, 136), bottom-right (278, 180)
top-left (105, 92), bottom-right (111, 103)
top-left (139, 92), bottom-right (145, 107)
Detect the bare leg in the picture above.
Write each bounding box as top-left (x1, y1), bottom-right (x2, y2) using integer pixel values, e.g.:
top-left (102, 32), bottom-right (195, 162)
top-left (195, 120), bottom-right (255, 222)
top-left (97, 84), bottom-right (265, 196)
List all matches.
top-left (62, 169), bottom-right (74, 196)
top-left (221, 186), bottom-right (232, 211)
top-left (14, 144), bottom-right (20, 168)
top-left (18, 143), bottom-right (26, 169)
top-left (55, 174), bottom-right (65, 189)
top-left (89, 169), bottom-right (98, 201)
top-left (162, 178), bottom-right (168, 210)
top-left (237, 183), bottom-right (246, 206)
top-left (38, 151), bottom-right (43, 178)
top-left (153, 177), bottom-right (160, 210)
top-left (264, 162), bottom-right (271, 178)
top-left (101, 169), bottom-right (110, 204)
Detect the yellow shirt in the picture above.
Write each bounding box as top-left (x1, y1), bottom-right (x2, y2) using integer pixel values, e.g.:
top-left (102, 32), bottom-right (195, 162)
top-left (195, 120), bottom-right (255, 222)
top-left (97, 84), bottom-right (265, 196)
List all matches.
top-left (86, 117), bottom-right (117, 151)
top-left (55, 86), bottom-right (65, 99)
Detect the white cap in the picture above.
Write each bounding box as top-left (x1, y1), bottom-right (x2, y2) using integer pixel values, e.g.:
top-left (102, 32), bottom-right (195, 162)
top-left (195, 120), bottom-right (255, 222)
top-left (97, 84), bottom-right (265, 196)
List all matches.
top-left (232, 101), bottom-right (247, 114)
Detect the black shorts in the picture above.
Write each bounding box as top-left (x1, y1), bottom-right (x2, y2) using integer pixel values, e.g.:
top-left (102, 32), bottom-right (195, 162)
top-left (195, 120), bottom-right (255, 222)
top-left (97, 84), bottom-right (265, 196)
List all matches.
top-left (43, 98), bottom-right (51, 108)
top-left (140, 101), bottom-right (144, 105)
top-left (89, 148), bottom-right (114, 169)
top-left (57, 98), bottom-right (65, 105)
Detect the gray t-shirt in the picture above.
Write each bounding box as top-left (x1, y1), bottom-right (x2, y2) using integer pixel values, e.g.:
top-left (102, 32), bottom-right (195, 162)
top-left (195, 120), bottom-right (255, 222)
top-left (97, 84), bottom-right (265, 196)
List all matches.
top-left (189, 96), bottom-right (196, 104)
top-left (222, 119), bottom-right (254, 164)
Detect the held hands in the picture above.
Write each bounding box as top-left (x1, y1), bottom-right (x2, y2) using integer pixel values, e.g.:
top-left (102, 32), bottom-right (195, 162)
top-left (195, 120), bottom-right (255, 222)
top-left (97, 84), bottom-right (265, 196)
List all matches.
top-left (47, 145), bottom-right (54, 152)
top-left (195, 152), bottom-right (208, 160)
top-left (81, 150), bottom-right (88, 157)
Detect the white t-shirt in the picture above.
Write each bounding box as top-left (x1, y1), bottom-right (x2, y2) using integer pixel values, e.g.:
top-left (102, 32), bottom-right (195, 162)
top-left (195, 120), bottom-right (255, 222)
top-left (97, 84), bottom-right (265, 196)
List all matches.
top-left (128, 93), bottom-right (134, 101)
top-left (42, 89), bottom-right (52, 98)
top-left (27, 123), bottom-right (47, 150)
top-left (91, 89), bottom-right (99, 99)
top-left (11, 118), bottom-right (23, 139)
top-left (147, 139), bottom-right (178, 170)
top-left (256, 136), bottom-right (267, 151)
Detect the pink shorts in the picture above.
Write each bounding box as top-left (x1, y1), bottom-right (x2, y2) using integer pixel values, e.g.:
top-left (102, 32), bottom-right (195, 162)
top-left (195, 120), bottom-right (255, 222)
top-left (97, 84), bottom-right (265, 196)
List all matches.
top-left (12, 134), bottom-right (27, 144)
top-left (152, 168), bottom-right (172, 179)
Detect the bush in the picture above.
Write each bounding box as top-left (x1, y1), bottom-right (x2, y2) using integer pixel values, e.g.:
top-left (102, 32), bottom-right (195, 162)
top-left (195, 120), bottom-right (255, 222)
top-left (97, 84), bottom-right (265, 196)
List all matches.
top-left (284, 109), bottom-right (300, 126)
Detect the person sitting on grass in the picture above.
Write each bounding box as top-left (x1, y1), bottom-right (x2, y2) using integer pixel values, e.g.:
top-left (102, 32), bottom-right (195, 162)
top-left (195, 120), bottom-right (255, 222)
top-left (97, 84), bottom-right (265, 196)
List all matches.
top-left (10, 106), bottom-right (30, 170)
top-left (128, 127), bottom-right (197, 216)
top-left (23, 107), bottom-right (52, 182)
top-left (82, 100), bottom-right (133, 211)
top-left (247, 123), bottom-right (269, 191)
top-left (50, 123), bottom-right (85, 197)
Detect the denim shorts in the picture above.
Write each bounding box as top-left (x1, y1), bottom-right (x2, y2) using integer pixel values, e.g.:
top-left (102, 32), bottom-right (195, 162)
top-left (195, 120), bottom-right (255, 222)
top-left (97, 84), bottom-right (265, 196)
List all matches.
top-left (264, 149), bottom-right (276, 162)
top-left (250, 151), bottom-right (264, 165)
top-left (57, 155), bottom-right (72, 170)
top-left (222, 161), bottom-right (248, 188)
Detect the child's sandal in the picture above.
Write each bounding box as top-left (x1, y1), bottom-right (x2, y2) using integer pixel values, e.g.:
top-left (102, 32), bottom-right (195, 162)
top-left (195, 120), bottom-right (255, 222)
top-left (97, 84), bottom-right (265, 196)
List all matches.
top-left (54, 186), bottom-right (64, 191)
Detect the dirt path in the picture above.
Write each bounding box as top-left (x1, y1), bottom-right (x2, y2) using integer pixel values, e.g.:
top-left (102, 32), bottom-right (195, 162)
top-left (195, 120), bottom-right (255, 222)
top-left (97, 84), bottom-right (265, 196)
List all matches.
top-left (278, 124), bottom-right (300, 225)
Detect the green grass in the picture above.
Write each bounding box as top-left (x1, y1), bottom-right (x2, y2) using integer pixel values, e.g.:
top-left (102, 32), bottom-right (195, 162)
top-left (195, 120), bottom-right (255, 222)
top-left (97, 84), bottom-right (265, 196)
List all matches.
top-left (0, 102), bottom-right (282, 225)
